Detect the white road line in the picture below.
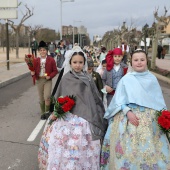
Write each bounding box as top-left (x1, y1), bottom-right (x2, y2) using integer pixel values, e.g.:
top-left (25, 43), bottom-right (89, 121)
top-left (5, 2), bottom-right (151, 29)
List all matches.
top-left (8, 159), bottom-right (21, 169)
top-left (27, 120), bottom-right (46, 142)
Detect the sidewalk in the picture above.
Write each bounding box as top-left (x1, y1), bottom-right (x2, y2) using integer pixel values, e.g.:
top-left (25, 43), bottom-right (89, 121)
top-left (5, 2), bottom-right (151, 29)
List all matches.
top-left (155, 58), bottom-right (170, 72)
top-left (0, 58), bottom-right (170, 89)
top-left (0, 62), bottom-right (30, 88)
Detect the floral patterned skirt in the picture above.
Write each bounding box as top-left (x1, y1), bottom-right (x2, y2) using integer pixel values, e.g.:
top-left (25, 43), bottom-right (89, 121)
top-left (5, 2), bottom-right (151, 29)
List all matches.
top-left (100, 107), bottom-right (170, 170)
top-left (38, 113), bottom-right (101, 170)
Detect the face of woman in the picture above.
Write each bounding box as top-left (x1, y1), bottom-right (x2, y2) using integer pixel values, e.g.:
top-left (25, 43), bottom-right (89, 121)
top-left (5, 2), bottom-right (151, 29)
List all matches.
top-left (70, 54), bottom-right (85, 73)
top-left (39, 48), bottom-right (47, 58)
top-left (132, 52), bottom-right (147, 72)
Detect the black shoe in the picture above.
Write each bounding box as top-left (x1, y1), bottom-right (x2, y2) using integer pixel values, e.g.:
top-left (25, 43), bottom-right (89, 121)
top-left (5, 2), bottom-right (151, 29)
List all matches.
top-left (45, 112), bottom-right (51, 119)
top-left (41, 114), bottom-right (46, 120)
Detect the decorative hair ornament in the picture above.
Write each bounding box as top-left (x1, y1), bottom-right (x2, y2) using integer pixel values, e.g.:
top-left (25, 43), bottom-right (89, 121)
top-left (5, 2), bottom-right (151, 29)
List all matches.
top-left (106, 50), bottom-right (114, 71)
top-left (132, 48), bottom-right (147, 56)
top-left (62, 46), bottom-right (87, 75)
top-left (113, 48), bottom-right (123, 55)
top-left (105, 48), bottom-right (123, 71)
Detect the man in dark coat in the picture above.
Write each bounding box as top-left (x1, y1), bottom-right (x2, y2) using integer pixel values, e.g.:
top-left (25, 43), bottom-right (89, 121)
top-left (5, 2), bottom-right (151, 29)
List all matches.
top-left (157, 45), bottom-right (163, 59)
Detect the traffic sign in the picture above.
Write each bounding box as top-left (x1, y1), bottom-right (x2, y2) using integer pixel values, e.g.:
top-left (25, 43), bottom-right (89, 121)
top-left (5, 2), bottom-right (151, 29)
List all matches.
top-left (0, 10), bottom-right (18, 19)
top-left (0, 0), bottom-right (18, 8)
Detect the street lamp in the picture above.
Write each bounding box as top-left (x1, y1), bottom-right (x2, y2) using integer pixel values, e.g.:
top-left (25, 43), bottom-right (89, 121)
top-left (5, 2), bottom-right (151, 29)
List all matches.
top-left (73, 20), bottom-right (82, 45)
top-left (60, 0), bottom-right (74, 40)
top-left (143, 23), bottom-right (149, 52)
top-left (80, 35), bottom-right (85, 47)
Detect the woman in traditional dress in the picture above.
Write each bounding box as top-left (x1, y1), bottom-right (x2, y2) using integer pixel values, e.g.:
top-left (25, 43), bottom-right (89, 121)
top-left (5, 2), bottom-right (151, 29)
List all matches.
top-left (38, 46), bottom-right (107, 170)
top-left (100, 49), bottom-right (170, 170)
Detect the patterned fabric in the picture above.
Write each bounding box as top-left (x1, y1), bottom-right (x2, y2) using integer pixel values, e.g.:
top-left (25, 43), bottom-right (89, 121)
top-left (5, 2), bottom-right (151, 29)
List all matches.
top-left (101, 107), bottom-right (170, 170)
top-left (33, 56), bottom-right (58, 80)
top-left (112, 67), bottom-right (123, 90)
top-left (38, 113), bottom-right (101, 170)
top-left (39, 58), bottom-right (46, 77)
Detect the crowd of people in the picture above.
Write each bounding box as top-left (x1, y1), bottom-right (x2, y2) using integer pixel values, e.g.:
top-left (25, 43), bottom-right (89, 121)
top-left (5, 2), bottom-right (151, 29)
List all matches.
top-left (29, 39), bottom-right (170, 169)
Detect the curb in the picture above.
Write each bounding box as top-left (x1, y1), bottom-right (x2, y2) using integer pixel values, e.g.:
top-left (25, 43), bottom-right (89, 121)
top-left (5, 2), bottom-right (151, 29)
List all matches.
top-left (0, 72), bottom-right (30, 89)
top-left (151, 71), bottom-right (170, 85)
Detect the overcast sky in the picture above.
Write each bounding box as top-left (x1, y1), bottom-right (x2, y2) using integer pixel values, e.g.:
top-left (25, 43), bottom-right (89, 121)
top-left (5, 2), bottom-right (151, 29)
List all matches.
top-left (8, 0), bottom-right (170, 40)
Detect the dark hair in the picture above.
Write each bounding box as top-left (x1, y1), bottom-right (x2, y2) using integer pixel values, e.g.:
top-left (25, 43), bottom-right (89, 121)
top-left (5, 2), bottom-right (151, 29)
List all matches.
top-left (102, 59), bottom-right (106, 65)
top-left (69, 51), bottom-right (86, 64)
top-left (130, 49), bottom-right (148, 66)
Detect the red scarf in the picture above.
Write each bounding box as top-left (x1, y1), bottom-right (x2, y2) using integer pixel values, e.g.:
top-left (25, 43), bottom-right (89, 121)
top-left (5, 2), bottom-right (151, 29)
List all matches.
top-left (106, 50), bottom-right (114, 71)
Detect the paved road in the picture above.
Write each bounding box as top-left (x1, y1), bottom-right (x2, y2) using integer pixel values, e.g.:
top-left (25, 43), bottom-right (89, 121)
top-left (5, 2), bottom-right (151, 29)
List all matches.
top-left (0, 75), bottom-right (169, 170)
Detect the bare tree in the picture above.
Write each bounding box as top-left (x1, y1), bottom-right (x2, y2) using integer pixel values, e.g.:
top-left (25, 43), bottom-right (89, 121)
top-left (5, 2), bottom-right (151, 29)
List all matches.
top-left (27, 25), bottom-right (43, 53)
top-left (8, 4), bottom-right (34, 58)
top-left (151, 7), bottom-right (170, 69)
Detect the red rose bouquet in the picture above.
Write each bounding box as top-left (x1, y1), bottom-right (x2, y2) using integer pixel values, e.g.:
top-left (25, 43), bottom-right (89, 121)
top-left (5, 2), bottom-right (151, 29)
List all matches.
top-left (49, 95), bottom-right (76, 125)
top-left (156, 109), bottom-right (170, 142)
top-left (25, 54), bottom-right (35, 85)
top-left (25, 54), bottom-right (34, 71)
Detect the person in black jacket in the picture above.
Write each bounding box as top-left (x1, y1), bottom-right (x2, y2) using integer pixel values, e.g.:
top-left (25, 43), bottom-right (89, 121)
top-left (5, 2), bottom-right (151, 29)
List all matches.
top-left (87, 58), bottom-right (103, 98)
top-left (157, 45), bottom-right (163, 59)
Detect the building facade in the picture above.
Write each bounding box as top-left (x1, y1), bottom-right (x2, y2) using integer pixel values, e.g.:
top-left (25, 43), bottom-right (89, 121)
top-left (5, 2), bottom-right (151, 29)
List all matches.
top-left (62, 25), bottom-right (87, 36)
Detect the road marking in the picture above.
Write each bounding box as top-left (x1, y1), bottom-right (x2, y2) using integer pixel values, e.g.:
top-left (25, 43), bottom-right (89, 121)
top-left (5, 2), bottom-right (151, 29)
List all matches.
top-left (8, 159), bottom-right (21, 169)
top-left (27, 120), bottom-right (46, 142)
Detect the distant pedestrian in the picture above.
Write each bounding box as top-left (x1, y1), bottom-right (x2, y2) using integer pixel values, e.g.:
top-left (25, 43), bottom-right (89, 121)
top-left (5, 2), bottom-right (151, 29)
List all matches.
top-left (157, 45), bottom-right (163, 59)
top-left (56, 40), bottom-right (66, 69)
top-left (121, 41), bottom-right (129, 64)
top-left (31, 38), bottom-right (38, 57)
top-left (48, 42), bottom-right (56, 58)
top-left (87, 58), bottom-right (103, 98)
top-left (96, 59), bottom-right (107, 78)
top-left (99, 47), bottom-right (107, 63)
top-left (30, 41), bottom-right (58, 120)
top-left (162, 46), bottom-right (166, 59)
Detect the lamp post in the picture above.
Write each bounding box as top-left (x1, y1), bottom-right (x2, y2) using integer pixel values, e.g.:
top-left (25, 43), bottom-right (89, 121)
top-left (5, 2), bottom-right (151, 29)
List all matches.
top-left (60, 0), bottom-right (74, 40)
top-left (72, 20), bottom-right (82, 45)
top-left (82, 38), bottom-right (86, 47)
top-left (80, 35), bottom-right (85, 47)
top-left (143, 23), bottom-right (149, 52)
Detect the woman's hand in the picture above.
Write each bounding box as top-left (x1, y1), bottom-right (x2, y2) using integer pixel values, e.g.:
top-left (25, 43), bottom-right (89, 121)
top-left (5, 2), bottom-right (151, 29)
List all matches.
top-left (50, 112), bottom-right (57, 120)
top-left (127, 111), bottom-right (139, 127)
top-left (105, 85), bottom-right (114, 93)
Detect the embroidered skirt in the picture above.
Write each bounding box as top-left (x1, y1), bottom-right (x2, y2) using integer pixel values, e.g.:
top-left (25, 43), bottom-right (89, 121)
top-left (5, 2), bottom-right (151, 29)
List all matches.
top-left (100, 107), bottom-right (170, 170)
top-left (38, 113), bottom-right (101, 170)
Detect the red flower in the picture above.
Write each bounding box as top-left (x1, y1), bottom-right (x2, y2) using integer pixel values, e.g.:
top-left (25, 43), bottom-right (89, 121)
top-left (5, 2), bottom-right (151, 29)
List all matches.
top-left (61, 98), bottom-right (75, 112)
top-left (157, 110), bottom-right (170, 131)
top-left (68, 99), bottom-right (75, 106)
top-left (62, 104), bottom-right (71, 112)
top-left (57, 98), bottom-right (66, 104)
top-left (27, 54), bottom-right (32, 58)
top-left (162, 110), bottom-right (170, 119)
top-left (49, 95), bottom-right (76, 125)
top-left (25, 54), bottom-right (34, 71)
